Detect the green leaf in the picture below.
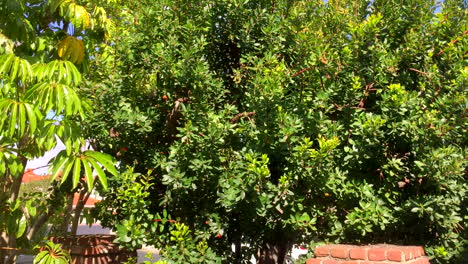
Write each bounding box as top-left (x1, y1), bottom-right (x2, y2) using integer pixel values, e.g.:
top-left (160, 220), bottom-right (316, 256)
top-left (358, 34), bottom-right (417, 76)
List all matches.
top-left (18, 103), bottom-right (26, 136)
top-left (49, 151), bottom-right (69, 182)
top-left (10, 57), bottom-right (20, 81)
top-left (84, 151), bottom-right (118, 176)
top-left (19, 58), bottom-right (33, 83)
top-left (16, 219), bottom-right (27, 238)
top-left (23, 103), bottom-right (37, 133)
top-left (72, 157), bottom-right (81, 188)
top-left (33, 251), bottom-right (49, 264)
top-left (50, 0), bottom-right (68, 13)
top-left (414, 160), bottom-right (425, 169)
top-left (25, 82), bottom-right (82, 116)
top-left (87, 158), bottom-right (108, 190)
top-left (0, 54), bottom-right (15, 75)
top-left (8, 101), bottom-right (18, 137)
top-left (63, 60), bottom-right (81, 85)
top-left (82, 158), bottom-right (94, 190)
top-left (60, 156), bottom-right (76, 185)
top-left (26, 200), bottom-right (37, 217)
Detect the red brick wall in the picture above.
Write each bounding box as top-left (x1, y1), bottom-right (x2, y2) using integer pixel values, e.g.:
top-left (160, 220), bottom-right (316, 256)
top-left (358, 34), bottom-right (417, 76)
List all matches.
top-left (307, 244), bottom-right (430, 264)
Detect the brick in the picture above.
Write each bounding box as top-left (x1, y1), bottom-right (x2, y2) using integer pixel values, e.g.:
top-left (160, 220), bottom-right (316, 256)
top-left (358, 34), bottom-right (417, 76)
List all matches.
top-left (414, 246), bottom-right (425, 257)
top-left (341, 261), bottom-right (359, 264)
top-left (368, 248), bottom-right (386, 261)
top-left (420, 247), bottom-right (427, 256)
top-left (349, 248), bottom-right (367, 260)
top-left (420, 257), bottom-right (431, 264)
top-left (322, 260), bottom-right (339, 264)
top-left (387, 249), bottom-right (404, 262)
top-left (306, 259), bottom-right (322, 264)
top-left (407, 257), bottom-right (431, 264)
top-left (315, 245), bottom-right (330, 257)
top-left (331, 246), bottom-right (348, 259)
top-left (404, 248), bottom-right (414, 261)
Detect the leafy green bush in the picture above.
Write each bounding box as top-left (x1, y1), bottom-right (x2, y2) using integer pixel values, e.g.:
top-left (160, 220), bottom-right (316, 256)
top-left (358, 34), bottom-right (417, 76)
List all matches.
top-left (0, 1), bottom-right (118, 263)
top-left (86, 0), bottom-right (467, 263)
top-left (33, 241), bottom-right (71, 264)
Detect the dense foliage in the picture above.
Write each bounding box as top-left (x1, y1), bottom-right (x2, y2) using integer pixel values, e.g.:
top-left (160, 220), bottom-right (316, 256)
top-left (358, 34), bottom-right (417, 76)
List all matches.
top-left (87, 0), bottom-right (466, 263)
top-left (0, 0), bottom-right (117, 263)
top-left (0, 0), bottom-right (460, 263)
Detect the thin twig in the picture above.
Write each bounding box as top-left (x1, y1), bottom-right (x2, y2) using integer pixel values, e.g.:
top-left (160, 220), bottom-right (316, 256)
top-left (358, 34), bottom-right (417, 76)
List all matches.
top-left (230, 112), bottom-right (256, 123)
top-left (409, 68), bottom-right (430, 75)
top-left (291, 66), bottom-right (315, 78)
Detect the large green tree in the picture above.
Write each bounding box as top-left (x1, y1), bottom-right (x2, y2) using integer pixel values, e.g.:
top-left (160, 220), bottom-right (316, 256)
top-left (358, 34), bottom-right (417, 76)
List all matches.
top-left (86, 0), bottom-right (467, 263)
top-left (0, 1), bottom-right (118, 263)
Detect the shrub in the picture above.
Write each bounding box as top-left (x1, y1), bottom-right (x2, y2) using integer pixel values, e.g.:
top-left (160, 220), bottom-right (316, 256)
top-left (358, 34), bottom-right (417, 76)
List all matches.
top-left (86, 0), bottom-right (467, 263)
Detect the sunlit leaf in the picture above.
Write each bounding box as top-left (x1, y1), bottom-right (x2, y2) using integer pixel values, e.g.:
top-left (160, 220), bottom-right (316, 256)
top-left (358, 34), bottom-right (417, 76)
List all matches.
top-left (87, 157), bottom-right (108, 190)
top-left (57, 35), bottom-right (85, 64)
top-left (72, 157), bottom-right (81, 188)
top-left (55, 1), bottom-right (92, 30)
top-left (34, 60), bottom-right (81, 85)
top-left (25, 82), bottom-right (82, 116)
top-left (84, 151), bottom-right (118, 176)
top-left (82, 157), bottom-right (94, 190)
top-left (0, 54), bottom-right (33, 83)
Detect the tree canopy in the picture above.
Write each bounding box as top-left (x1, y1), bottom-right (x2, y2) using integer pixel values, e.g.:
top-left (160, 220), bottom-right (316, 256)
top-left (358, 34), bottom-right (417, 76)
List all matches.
top-left (86, 0), bottom-right (467, 263)
top-left (1, 0), bottom-right (466, 264)
top-left (0, 0), bottom-right (118, 263)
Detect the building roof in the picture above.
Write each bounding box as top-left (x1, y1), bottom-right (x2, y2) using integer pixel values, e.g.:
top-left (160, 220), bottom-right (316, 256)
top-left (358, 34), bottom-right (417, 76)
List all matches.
top-left (22, 168), bottom-right (101, 207)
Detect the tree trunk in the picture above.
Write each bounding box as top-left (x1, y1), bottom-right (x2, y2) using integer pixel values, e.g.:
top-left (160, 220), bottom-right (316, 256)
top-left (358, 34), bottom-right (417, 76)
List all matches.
top-left (1, 158), bottom-right (28, 264)
top-left (258, 242), bottom-right (288, 264)
top-left (26, 210), bottom-right (53, 241)
top-left (57, 193), bottom-right (74, 235)
top-left (4, 253), bottom-right (16, 264)
top-left (9, 156), bottom-right (27, 202)
top-left (257, 230), bottom-right (295, 264)
top-left (71, 189), bottom-right (90, 236)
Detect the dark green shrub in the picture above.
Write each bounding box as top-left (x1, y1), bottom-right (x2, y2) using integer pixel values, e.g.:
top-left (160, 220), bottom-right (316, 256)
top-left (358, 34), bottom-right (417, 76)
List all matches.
top-left (86, 0), bottom-right (467, 263)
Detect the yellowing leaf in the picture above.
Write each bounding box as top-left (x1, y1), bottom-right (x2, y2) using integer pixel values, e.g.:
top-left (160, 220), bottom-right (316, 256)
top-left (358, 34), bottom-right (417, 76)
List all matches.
top-left (0, 33), bottom-right (14, 54)
top-left (58, 1), bottom-right (91, 30)
top-left (56, 36), bottom-right (85, 64)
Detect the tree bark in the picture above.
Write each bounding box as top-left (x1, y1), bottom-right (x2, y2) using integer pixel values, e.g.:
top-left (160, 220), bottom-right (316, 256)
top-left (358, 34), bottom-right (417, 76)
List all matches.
top-left (4, 252), bottom-right (16, 264)
top-left (59, 194), bottom-right (75, 234)
top-left (257, 230), bottom-right (295, 264)
top-left (26, 210), bottom-right (53, 241)
top-left (71, 189), bottom-right (91, 236)
top-left (1, 157), bottom-right (28, 264)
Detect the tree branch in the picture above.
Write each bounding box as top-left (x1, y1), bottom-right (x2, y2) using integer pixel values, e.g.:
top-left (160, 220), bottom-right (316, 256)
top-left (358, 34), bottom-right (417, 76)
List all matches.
top-left (230, 112), bottom-right (256, 123)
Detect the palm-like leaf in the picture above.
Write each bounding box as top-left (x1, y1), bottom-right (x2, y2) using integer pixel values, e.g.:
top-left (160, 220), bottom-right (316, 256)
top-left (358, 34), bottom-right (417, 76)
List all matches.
top-left (57, 35), bottom-right (85, 64)
top-left (0, 53), bottom-right (33, 84)
top-left (25, 82), bottom-right (83, 117)
top-left (34, 241), bottom-right (71, 264)
top-left (40, 119), bottom-right (82, 155)
top-left (0, 99), bottom-right (40, 138)
top-left (33, 60), bottom-right (81, 86)
top-left (49, 0), bottom-right (91, 30)
top-left (0, 144), bottom-right (23, 177)
top-left (49, 150), bottom-right (117, 190)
